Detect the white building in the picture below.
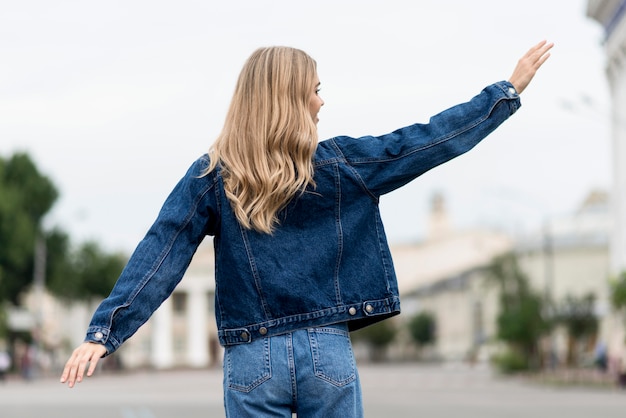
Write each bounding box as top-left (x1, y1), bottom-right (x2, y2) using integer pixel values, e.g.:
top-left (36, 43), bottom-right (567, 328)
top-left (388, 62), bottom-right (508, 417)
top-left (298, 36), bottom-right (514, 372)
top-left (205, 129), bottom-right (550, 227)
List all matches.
top-left (115, 239), bottom-right (219, 370)
top-left (587, 0), bottom-right (626, 276)
top-left (587, 0), bottom-right (626, 368)
top-left (393, 190), bottom-right (611, 364)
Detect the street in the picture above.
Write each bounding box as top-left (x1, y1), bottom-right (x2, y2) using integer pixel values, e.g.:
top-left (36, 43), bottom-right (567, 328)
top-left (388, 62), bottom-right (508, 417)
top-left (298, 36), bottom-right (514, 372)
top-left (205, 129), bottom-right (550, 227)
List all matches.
top-left (1, 363), bottom-right (626, 417)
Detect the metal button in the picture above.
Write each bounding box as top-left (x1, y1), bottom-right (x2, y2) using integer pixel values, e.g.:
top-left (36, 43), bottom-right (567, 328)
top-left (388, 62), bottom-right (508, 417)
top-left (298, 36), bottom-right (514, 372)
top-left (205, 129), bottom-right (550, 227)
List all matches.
top-left (94, 332), bottom-right (104, 340)
top-left (365, 304), bottom-right (374, 313)
top-left (348, 307), bottom-right (357, 316)
top-left (240, 331), bottom-right (249, 340)
top-left (508, 87), bottom-right (516, 95)
top-left (259, 327), bottom-right (267, 336)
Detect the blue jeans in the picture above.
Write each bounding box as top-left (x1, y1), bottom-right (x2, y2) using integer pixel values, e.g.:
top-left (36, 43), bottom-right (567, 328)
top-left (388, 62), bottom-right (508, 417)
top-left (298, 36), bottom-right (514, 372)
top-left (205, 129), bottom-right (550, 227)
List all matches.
top-left (223, 323), bottom-right (363, 417)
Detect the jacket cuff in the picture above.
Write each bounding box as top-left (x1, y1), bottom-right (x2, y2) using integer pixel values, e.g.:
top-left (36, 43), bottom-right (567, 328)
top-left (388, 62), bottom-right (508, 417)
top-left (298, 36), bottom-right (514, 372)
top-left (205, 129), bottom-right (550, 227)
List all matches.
top-left (85, 326), bottom-right (117, 357)
top-left (494, 80), bottom-right (521, 113)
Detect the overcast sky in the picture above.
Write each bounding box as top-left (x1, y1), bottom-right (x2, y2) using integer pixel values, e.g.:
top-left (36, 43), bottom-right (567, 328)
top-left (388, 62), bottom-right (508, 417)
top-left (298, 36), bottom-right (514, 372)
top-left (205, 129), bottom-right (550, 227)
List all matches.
top-left (0, 0), bottom-right (611, 253)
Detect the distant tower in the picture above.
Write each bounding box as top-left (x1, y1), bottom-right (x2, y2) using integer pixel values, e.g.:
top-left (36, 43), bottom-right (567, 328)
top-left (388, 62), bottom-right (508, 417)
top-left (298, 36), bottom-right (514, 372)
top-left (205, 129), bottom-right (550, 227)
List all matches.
top-left (427, 192), bottom-right (451, 240)
top-left (587, 0), bottom-right (626, 275)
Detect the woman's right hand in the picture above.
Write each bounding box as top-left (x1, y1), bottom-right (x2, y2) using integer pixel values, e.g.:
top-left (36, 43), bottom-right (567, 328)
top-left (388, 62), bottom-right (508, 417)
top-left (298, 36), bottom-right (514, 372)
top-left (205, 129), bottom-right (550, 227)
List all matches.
top-left (59, 341), bottom-right (108, 388)
top-left (508, 40), bottom-right (553, 94)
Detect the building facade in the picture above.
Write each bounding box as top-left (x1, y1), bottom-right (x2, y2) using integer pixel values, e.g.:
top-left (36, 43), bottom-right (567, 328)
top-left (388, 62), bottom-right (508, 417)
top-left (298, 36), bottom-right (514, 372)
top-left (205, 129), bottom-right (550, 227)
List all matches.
top-left (588, 0), bottom-right (626, 275)
top-left (394, 191), bottom-right (611, 364)
top-left (587, 0), bottom-right (626, 369)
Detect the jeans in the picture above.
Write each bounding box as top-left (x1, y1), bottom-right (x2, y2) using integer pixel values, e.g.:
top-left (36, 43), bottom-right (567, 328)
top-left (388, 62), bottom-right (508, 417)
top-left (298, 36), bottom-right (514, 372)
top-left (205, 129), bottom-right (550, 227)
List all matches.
top-left (223, 323), bottom-right (363, 417)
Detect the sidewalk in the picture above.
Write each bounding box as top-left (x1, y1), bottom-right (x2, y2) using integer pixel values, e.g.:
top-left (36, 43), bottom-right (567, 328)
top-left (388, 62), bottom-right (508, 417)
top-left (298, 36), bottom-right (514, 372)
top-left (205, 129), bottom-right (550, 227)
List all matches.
top-left (1, 363), bottom-right (626, 418)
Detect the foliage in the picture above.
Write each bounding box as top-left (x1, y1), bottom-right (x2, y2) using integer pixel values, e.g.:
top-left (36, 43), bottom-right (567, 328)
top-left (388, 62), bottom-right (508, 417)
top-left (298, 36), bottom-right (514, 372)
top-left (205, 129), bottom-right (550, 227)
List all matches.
top-left (555, 293), bottom-right (598, 366)
top-left (408, 311), bottom-right (436, 347)
top-left (352, 320), bottom-right (397, 362)
top-left (610, 271), bottom-right (626, 344)
top-left (352, 320), bottom-right (397, 348)
top-left (485, 252), bottom-right (549, 371)
top-left (0, 153), bottom-right (58, 304)
top-left (0, 152), bottom-right (126, 306)
top-left (556, 293), bottom-right (598, 339)
top-left (610, 271), bottom-right (626, 310)
top-left (70, 241), bottom-right (124, 300)
top-left (45, 232), bottom-right (126, 301)
top-left (0, 303), bottom-right (7, 339)
top-left (491, 348), bottom-right (528, 374)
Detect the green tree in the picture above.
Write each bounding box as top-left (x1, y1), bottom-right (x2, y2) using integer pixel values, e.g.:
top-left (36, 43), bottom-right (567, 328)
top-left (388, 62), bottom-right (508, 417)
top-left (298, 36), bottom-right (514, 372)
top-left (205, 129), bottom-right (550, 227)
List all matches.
top-left (0, 153), bottom-right (58, 304)
top-left (0, 152), bottom-right (126, 305)
top-left (486, 253), bottom-right (549, 372)
top-left (45, 229), bottom-right (125, 301)
top-left (610, 271), bottom-right (626, 311)
top-left (556, 293), bottom-right (598, 366)
top-left (408, 311), bottom-right (436, 348)
top-left (70, 241), bottom-right (125, 300)
top-left (610, 272), bottom-right (626, 346)
top-left (352, 320), bottom-right (397, 362)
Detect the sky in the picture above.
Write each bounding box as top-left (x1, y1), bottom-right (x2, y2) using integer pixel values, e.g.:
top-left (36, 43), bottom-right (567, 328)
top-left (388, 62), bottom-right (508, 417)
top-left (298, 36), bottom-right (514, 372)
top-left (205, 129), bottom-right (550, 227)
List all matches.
top-left (0, 0), bottom-right (612, 254)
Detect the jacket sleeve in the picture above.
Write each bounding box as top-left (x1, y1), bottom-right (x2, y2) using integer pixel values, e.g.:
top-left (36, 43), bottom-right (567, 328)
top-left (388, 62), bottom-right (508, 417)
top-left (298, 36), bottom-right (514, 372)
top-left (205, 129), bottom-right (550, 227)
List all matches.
top-left (84, 155), bottom-right (219, 355)
top-left (329, 81), bottom-right (521, 197)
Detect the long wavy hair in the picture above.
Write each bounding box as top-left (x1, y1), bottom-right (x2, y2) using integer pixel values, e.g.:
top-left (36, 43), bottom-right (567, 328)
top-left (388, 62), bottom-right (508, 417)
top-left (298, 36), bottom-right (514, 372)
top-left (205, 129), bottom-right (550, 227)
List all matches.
top-left (205, 47), bottom-right (319, 234)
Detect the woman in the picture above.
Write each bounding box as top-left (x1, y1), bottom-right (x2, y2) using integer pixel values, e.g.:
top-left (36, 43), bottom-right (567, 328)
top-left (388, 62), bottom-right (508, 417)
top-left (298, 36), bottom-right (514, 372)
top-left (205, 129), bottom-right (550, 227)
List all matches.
top-left (61, 41), bottom-right (552, 417)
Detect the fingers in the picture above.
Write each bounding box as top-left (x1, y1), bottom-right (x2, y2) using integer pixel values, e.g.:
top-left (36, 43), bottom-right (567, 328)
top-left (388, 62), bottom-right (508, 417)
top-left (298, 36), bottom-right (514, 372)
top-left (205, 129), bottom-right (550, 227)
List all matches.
top-left (526, 40), bottom-right (553, 70)
top-left (60, 342), bottom-right (106, 388)
top-left (508, 40), bottom-right (553, 94)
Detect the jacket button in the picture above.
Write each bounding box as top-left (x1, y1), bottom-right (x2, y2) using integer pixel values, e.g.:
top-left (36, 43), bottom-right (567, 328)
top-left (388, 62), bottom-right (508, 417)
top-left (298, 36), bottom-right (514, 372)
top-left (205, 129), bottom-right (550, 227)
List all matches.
top-left (348, 307), bottom-right (357, 316)
top-left (240, 331), bottom-right (249, 340)
top-left (94, 332), bottom-right (104, 340)
top-left (365, 304), bottom-right (374, 313)
top-left (259, 327), bottom-right (267, 335)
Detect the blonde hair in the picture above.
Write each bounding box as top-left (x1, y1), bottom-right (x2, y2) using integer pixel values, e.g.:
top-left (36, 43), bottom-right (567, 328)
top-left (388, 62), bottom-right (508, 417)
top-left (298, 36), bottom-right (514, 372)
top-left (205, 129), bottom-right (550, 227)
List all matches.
top-left (206, 47), bottom-right (319, 234)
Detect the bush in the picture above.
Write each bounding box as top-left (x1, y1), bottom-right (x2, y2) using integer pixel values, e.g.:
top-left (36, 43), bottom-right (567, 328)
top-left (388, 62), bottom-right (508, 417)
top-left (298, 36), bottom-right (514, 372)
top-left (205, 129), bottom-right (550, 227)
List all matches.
top-left (352, 320), bottom-right (397, 362)
top-left (492, 349), bottom-right (528, 374)
top-left (408, 311), bottom-right (436, 347)
top-left (352, 320), bottom-right (396, 348)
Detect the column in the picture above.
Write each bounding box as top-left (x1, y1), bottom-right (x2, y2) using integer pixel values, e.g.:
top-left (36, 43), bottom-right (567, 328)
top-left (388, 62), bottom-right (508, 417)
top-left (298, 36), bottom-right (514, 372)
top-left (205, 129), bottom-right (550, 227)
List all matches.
top-left (187, 287), bottom-right (209, 367)
top-left (609, 46), bottom-right (626, 275)
top-left (151, 298), bottom-right (174, 369)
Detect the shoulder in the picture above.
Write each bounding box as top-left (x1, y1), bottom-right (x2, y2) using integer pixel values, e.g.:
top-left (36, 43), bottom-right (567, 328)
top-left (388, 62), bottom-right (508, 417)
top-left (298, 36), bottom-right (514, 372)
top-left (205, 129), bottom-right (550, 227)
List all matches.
top-left (185, 154), bottom-right (218, 181)
top-left (314, 136), bottom-right (360, 165)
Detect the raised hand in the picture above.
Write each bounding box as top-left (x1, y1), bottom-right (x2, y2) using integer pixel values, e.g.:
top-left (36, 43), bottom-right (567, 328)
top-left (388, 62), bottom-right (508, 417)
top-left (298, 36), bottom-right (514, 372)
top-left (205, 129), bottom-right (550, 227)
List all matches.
top-left (508, 40), bottom-right (553, 94)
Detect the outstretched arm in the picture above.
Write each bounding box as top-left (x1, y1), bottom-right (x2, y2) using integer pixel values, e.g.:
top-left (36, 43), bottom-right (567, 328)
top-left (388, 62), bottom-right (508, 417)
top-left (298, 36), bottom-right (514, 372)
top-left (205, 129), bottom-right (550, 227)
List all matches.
top-left (508, 40), bottom-right (553, 94)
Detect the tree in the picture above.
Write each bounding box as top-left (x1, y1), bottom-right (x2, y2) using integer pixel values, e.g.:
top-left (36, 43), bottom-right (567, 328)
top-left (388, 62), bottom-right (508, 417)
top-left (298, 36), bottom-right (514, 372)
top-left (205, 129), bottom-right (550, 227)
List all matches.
top-left (0, 153), bottom-right (58, 304)
top-left (0, 152), bottom-right (126, 305)
top-left (556, 293), bottom-right (598, 366)
top-left (352, 320), bottom-right (397, 362)
top-left (53, 241), bottom-right (125, 301)
top-left (610, 272), bottom-right (626, 345)
top-left (486, 253), bottom-right (550, 372)
top-left (610, 271), bottom-right (626, 311)
top-left (408, 311), bottom-right (436, 348)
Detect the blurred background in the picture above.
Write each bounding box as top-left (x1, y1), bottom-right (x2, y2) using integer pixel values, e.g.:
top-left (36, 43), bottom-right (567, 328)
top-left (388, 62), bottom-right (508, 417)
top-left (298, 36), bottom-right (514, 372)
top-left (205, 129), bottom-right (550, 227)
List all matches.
top-left (1, 0), bottom-right (626, 391)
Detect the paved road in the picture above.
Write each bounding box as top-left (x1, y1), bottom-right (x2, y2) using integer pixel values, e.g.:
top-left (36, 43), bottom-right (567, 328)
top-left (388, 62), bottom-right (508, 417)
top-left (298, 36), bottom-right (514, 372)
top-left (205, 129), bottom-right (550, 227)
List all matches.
top-left (1, 363), bottom-right (626, 417)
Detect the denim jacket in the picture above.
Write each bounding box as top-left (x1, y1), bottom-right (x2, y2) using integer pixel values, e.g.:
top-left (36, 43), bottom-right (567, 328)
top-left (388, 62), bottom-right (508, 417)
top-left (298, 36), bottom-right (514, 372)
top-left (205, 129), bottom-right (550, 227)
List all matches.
top-left (85, 81), bottom-right (520, 352)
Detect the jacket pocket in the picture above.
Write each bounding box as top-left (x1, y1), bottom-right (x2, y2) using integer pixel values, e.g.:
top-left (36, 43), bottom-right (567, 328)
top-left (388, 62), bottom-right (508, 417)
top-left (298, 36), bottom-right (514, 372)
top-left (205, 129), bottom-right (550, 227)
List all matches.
top-left (224, 337), bottom-right (271, 392)
top-left (308, 325), bottom-right (357, 387)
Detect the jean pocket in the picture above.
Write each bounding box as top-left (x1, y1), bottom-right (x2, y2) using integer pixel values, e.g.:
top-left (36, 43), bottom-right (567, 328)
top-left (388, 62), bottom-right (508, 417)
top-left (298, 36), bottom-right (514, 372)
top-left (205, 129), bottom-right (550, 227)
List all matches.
top-left (224, 337), bottom-right (272, 393)
top-left (308, 326), bottom-right (357, 387)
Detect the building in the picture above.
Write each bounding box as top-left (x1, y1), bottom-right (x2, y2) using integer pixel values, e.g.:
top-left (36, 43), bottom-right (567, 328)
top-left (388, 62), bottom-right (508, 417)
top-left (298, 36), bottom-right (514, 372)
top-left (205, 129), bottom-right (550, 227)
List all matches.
top-left (392, 190), bottom-right (611, 364)
top-left (391, 194), bottom-right (513, 361)
top-left (587, 0), bottom-right (626, 369)
top-left (587, 0), bottom-right (626, 276)
top-left (115, 239), bottom-right (219, 370)
top-left (15, 187), bottom-right (612, 371)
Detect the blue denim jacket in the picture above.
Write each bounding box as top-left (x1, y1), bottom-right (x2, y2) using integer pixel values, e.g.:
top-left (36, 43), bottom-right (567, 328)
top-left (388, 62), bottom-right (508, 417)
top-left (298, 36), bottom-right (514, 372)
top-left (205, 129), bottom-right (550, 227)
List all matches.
top-left (85, 81), bottom-right (520, 352)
